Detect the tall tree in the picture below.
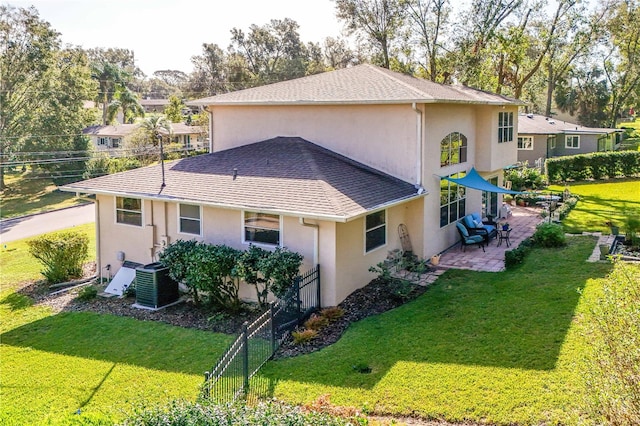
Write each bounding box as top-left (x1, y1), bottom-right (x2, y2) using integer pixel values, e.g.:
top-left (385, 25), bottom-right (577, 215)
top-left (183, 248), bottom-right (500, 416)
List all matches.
top-left (322, 36), bottom-right (359, 69)
top-left (91, 61), bottom-right (129, 125)
top-left (107, 86), bottom-right (144, 124)
top-left (187, 43), bottom-right (234, 97)
top-left (405, 0), bottom-right (451, 81)
top-left (163, 95), bottom-right (186, 123)
top-left (334, 0), bottom-right (407, 69)
top-left (0, 6), bottom-right (95, 189)
top-left (601, 0), bottom-right (640, 127)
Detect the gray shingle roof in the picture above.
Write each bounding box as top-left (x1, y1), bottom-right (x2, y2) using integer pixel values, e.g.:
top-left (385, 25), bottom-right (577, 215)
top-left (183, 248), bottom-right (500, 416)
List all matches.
top-left (61, 137), bottom-right (422, 221)
top-left (518, 113), bottom-right (622, 135)
top-left (191, 64), bottom-right (522, 106)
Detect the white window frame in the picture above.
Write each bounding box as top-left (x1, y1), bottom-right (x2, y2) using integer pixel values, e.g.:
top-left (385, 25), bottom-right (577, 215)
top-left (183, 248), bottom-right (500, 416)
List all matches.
top-left (111, 138), bottom-right (121, 148)
top-left (498, 111), bottom-right (514, 143)
top-left (115, 196), bottom-right (143, 227)
top-left (517, 136), bottom-right (534, 150)
top-left (98, 137), bottom-right (107, 146)
top-left (440, 132), bottom-right (468, 167)
top-left (549, 136), bottom-right (557, 149)
top-left (242, 211), bottom-right (282, 247)
top-left (177, 203), bottom-right (202, 236)
top-left (565, 135), bottom-right (580, 149)
top-left (364, 209), bottom-right (387, 254)
top-left (440, 172), bottom-right (467, 228)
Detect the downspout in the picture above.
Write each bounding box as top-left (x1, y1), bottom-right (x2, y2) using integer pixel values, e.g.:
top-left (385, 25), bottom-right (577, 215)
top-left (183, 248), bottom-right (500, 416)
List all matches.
top-left (207, 107), bottom-right (214, 153)
top-left (299, 217), bottom-right (319, 266)
top-left (77, 194), bottom-right (100, 282)
top-left (412, 103), bottom-right (424, 190)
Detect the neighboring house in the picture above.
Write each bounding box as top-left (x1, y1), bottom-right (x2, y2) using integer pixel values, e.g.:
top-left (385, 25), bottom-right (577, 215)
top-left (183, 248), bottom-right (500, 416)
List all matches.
top-left (83, 124), bottom-right (138, 150)
top-left (516, 113), bottom-right (622, 165)
top-left (63, 64), bottom-right (521, 307)
top-left (141, 98), bottom-right (199, 116)
top-left (83, 123), bottom-right (208, 151)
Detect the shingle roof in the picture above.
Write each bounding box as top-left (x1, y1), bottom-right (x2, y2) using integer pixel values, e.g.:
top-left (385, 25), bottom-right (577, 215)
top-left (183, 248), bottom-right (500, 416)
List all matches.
top-left (518, 113), bottom-right (622, 135)
top-left (191, 64), bottom-right (522, 106)
top-left (83, 124), bottom-right (138, 137)
top-left (61, 137), bottom-right (422, 221)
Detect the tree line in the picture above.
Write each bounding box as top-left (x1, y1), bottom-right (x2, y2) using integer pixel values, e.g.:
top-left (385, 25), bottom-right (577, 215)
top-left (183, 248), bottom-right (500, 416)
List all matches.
top-left (1, 1), bottom-right (639, 190)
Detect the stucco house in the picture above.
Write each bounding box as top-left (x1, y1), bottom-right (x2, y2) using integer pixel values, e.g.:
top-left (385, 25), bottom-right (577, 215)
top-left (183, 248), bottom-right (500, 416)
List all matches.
top-left (516, 113), bottom-right (622, 165)
top-left (63, 64), bottom-right (521, 307)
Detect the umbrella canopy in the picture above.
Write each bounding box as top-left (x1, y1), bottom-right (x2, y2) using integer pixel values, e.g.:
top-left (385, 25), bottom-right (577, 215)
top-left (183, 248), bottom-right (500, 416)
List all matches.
top-left (441, 167), bottom-right (523, 194)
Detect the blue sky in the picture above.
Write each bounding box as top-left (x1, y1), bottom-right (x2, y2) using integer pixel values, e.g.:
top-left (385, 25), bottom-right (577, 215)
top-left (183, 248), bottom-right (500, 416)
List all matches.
top-left (8, 0), bottom-right (345, 76)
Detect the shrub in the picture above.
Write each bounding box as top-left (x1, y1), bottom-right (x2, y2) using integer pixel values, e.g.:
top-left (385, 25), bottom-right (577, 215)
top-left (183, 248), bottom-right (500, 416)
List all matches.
top-left (76, 285), bottom-right (98, 301)
top-left (546, 151), bottom-right (640, 183)
top-left (582, 262), bottom-right (640, 425)
top-left (235, 244), bottom-right (269, 308)
top-left (532, 223), bottom-right (566, 248)
top-left (387, 278), bottom-right (415, 301)
top-left (320, 307), bottom-right (345, 321)
top-left (259, 247), bottom-right (304, 298)
top-left (27, 231), bottom-right (89, 284)
top-left (504, 238), bottom-right (533, 269)
top-left (556, 196), bottom-right (579, 221)
top-left (292, 328), bottom-right (318, 344)
top-left (304, 314), bottom-right (329, 330)
top-left (119, 399), bottom-right (355, 425)
top-left (504, 164), bottom-right (546, 191)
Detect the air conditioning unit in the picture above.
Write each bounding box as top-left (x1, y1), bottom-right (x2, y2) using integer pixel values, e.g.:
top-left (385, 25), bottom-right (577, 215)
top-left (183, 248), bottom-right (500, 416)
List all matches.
top-left (135, 262), bottom-right (179, 309)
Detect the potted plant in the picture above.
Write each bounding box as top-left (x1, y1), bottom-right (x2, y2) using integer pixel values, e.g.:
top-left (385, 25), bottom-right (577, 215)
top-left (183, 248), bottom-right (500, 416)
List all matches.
top-left (605, 220), bottom-right (619, 235)
top-left (501, 222), bottom-right (510, 231)
top-left (504, 194), bottom-right (513, 205)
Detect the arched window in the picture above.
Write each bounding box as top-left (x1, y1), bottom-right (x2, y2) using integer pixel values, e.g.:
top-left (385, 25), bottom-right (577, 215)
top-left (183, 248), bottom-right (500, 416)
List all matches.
top-left (440, 132), bottom-right (468, 167)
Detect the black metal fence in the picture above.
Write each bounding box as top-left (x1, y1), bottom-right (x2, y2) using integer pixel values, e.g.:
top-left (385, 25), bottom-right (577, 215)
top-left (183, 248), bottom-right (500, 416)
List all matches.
top-left (203, 265), bottom-right (320, 403)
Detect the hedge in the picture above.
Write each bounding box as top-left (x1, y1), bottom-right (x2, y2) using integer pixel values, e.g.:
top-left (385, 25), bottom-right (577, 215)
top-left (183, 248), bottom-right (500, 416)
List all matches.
top-left (545, 151), bottom-right (640, 182)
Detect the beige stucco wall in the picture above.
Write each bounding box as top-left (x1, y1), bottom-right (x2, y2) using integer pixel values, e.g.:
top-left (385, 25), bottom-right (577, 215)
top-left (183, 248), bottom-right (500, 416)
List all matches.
top-left (475, 106), bottom-right (519, 172)
top-left (209, 104), bottom-right (419, 184)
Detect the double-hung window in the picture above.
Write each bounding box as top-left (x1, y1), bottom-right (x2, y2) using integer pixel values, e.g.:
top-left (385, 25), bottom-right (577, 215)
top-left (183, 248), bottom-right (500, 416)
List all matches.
top-left (179, 203), bottom-right (201, 235)
top-left (365, 210), bottom-right (386, 253)
top-left (498, 112), bottom-right (514, 143)
top-left (517, 136), bottom-right (533, 150)
top-left (116, 197), bottom-right (142, 226)
top-left (566, 135), bottom-right (580, 149)
top-left (244, 212), bottom-right (281, 246)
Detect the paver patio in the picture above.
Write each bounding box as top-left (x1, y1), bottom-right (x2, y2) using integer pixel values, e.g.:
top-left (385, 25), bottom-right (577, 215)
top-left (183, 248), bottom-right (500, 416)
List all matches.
top-left (437, 205), bottom-right (544, 272)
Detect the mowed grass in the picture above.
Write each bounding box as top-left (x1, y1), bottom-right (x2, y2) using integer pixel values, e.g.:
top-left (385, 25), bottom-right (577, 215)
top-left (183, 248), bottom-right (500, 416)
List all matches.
top-left (260, 237), bottom-right (612, 425)
top-left (618, 120), bottom-right (640, 151)
top-left (1, 170), bottom-right (87, 219)
top-left (0, 227), bottom-right (233, 425)
top-left (549, 179), bottom-right (640, 234)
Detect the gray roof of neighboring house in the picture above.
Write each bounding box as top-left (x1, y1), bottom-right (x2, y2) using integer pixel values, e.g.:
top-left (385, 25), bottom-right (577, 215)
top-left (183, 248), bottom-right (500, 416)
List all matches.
top-left (83, 123), bottom-right (205, 137)
top-left (518, 113), bottom-right (622, 135)
top-left (61, 137), bottom-right (422, 221)
top-left (83, 124), bottom-right (138, 137)
top-left (140, 99), bottom-right (169, 106)
top-left (191, 64), bottom-right (522, 106)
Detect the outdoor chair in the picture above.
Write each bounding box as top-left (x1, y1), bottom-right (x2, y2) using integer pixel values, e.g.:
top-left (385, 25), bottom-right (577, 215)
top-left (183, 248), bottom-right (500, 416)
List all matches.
top-left (455, 222), bottom-right (485, 252)
top-left (462, 213), bottom-right (497, 244)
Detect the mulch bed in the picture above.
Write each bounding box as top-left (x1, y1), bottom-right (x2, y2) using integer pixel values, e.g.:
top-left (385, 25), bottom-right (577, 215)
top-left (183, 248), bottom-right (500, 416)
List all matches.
top-left (20, 264), bottom-right (429, 357)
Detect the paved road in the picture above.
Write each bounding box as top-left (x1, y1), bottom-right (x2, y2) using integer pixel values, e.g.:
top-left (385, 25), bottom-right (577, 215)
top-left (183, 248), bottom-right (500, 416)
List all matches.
top-left (0, 203), bottom-right (95, 244)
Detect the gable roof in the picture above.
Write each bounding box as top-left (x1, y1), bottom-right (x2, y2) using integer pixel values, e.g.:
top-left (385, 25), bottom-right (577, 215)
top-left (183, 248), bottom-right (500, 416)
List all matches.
top-left (83, 123), bottom-right (204, 138)
top-left (61, 137), bottom-right (422, 222)
top-left (191, 64), bottom-right (522, 107)
top-left (518, 113), bottom-right (622, 135)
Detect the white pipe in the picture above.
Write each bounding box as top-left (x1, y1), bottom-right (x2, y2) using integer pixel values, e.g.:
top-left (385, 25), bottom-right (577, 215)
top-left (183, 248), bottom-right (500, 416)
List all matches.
top-left (299, 217), bottom-right (319, 266)
top-left (207, 107), bottom-right (214, 153)
top-left (412, 103), bottom-right (423, 188)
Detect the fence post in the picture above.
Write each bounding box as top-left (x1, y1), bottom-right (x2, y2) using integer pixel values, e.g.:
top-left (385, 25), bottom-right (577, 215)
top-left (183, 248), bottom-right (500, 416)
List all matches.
top-left (203, 371), bottom-right (210, 399)
top-left (269, 301), bottom-right (276, 354)
top-left (316, 264), bottom-right (321, 309)
top-left (295, 277), bottom-right (302, 323)
top-left (241, 321), bottom-right (249, 396)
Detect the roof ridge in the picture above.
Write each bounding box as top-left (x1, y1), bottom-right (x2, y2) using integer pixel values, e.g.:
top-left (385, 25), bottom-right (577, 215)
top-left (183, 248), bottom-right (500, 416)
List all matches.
top-left (367, 65), bottom-right (435, 100)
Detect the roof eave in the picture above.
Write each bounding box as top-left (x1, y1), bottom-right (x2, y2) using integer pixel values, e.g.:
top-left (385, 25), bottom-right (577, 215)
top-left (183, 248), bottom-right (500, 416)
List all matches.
top-left (192, 98), bottom-right (522, 107)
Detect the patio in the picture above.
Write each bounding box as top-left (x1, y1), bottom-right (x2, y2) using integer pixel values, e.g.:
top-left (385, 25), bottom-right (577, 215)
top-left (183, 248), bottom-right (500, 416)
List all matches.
top-left (437, 205), bottom-right (544, 272)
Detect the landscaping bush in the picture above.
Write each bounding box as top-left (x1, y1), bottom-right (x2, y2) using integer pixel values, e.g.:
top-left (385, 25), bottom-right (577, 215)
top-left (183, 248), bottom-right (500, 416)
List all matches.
top-left (304, 314), bottom-right (329, 330)
top-left (582, 262), bottom-right (640, 425)
top-left (504, 164), bottom-right (546, 191)
top-left (27, 230), bottom-right (89, 284)
top-left (260, 247), bottom-right (304, 298)
top-left (76, 285), bottom-right (98, 301)
top-left (292, 328), bottom-right (318, 344)
top-left (504, 238), bottom-right (533, 269)
top-left (235, 244), bottom-right (270, 308)
top-left (532, 223), bottom-right (566, 248)
top-left (120, 399), bottom-right (356, 426)
top-left (556, 196), bottom-right (579, 221)
top-left (546, 151), bottom-right (640, 182)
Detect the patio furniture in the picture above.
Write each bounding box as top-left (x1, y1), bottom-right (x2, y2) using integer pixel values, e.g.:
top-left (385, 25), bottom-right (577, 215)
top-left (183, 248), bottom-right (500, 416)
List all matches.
top-left (497, 227), bottom-right (512, 247)
top-left (456, 222), bottom-right (485, 252)
top-left (462, 213), bottom-right (497, 244)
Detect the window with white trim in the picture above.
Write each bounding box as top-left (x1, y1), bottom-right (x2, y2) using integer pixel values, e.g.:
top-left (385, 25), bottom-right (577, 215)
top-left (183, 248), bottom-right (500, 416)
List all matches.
top-left (365, 210), bottom-right (386, 253)
top-left (566, 135), bottom-right (580, 149)
top-left (179, 203), bottom-right (201, 235)
top-left (517, 136), bottom-right (533, 150)
top-left (440, 172), bottom-right (466, 227)
top-left (244, 212), bottom-right (280, 246)
top-left (498, 112), bottom-right (514, 143)
top-left (111, 138), bottom-right (121, 148)
top-left (98, 137), bottom-right (107, 146)
top-left (116, 197), bottom-right (142, 226)
top-left (440, 132), bottom-right (468, 167)
top-left (548, 135), bottom-right (557, 149)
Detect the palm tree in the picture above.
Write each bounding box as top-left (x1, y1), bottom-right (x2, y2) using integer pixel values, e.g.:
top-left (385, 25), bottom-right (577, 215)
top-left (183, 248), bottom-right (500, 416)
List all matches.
top-left (107, 87), bottom-right (144, 124)
top-left (91, 61), bottom-right (129, 125)
top-left (141, 115), bottom-right (172, 146)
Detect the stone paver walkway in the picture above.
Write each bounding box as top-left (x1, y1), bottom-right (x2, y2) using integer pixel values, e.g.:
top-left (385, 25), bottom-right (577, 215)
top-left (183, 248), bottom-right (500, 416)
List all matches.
top-left (586, 232), bottom-right (616, 262)
top-left (437, 205), bottom-right (544, 272)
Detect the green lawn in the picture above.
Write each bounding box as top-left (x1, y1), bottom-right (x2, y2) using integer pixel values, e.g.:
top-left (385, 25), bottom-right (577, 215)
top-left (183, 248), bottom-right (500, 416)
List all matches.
top-left (0, 226), bottom-right (233, 425)
top-left (549, 179), bottom-right (640, 234)
top-left (260, 237), bottom-right (611, 425)
top-left (1, 170), bottom-right (87, 219)
top-left (618, 120), bottom-right (640, 151)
